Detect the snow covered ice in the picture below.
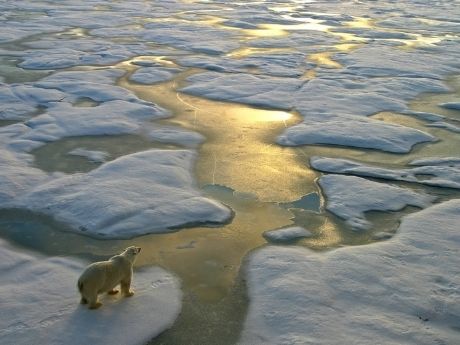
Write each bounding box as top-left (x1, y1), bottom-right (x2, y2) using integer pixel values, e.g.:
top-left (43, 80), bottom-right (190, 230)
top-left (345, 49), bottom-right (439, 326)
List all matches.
top-left (240, 199), bottom-right (460, 345)
top-left (318, 174), bottom-right (434, 231)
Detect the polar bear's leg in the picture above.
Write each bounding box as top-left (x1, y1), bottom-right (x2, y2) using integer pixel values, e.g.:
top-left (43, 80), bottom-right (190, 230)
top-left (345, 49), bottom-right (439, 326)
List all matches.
top-left (87, 292), bottom-right (102, 309)
top-left (121, 278), bottom-right (134, 297)
top-left (107, 288), bottom-right (119, 295)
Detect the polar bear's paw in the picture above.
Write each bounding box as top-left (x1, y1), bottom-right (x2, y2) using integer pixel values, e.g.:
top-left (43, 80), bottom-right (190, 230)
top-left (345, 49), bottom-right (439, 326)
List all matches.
top-left (89, 302), bottom-right (102, 309)
top-left (124, 291), bottom-right (134, 297)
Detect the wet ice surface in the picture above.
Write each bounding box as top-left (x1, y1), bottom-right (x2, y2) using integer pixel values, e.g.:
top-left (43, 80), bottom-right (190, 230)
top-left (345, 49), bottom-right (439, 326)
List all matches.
top-left (1, 0), bottom-right (460, 344)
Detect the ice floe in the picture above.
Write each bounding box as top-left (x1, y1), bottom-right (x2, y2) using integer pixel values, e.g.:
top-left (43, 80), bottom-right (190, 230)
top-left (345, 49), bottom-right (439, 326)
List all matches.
top-left (129, 67), bottom-right (182, 84)
top-left (21, 100), bottom-right (169, 142)
top-left (0, 239), bottom-right (181, 345)
top-left (142, 22), bottom-right (240, 55)
top-left (145, 126), bottom-right (205, 148)
top-left (35, 69), bottom-right (149, 104)
top-left (277, 113), bottom-right (435, 153)
top-left (318, 174), bottom-right (434, 230)
top-left (67, 148), bottom-right (110, 163)
top-left (0, 83), bottom-right (66, 120)
top-left (182, 72), bottom-right (301, 109)
top-left (439, 102), bottom-right (460, 110)
top-left (240, 199), bottom-right (460, 345)
top-left (311, 156), bottom-right (460, 189)
top-left (11, 150), bottom-right (232, 239)
top-left (263, 226), bottom-right (312, 243)
top-left (426, 121), bottom-right (460, 133)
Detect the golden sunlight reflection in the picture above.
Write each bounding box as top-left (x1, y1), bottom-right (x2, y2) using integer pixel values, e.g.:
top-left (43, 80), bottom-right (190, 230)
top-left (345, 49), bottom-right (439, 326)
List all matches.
top-left (234, 108), bottom-right (292, 123)
top-left (269, 5), bottom-right (300, 13)
top-left (401, 34), bottom-right (444, 48)
top-left (56, 27), bottom-right (87, 37)
top-left (115, 67), bottom-right (330, 300)
top-left (226, 47), bottom-right (292, 58)
top-left (243, 20), bottom-right (329, 38)
top-left (329, 31), bottom-right (368, 43)
top-left (111, 62), bottom-right (394, 305)
top-left (119, 55), bottom-right (178, 68)
top-left (308, 52), bottom-right (342, 68)
top-left (302, 69), bottom-right (317, 80)
top-left (334, 43), bottom-right (361, 52)
top-left (346, 17), bottom-right (374, 29)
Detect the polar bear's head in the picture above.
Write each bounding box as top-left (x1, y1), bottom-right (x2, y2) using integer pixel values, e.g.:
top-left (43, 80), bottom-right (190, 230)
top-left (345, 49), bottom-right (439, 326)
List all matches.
top-left (122, 246), bottom-right (142, 263)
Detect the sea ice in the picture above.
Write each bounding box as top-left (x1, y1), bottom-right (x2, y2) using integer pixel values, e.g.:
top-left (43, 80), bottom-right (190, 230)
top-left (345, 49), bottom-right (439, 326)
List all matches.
top-left (318, 174), bottom-right (434, 230)
top-left (35, 69), bottom-right (149, 104)
top-left (12, 150), bottom-right (233, 239)
top-left (181, 72), bottom-right (301, 109)
top-left (439, 102), bottom-right (460, 110)
top-left (240, 199), bottom-right (460, 345)
top-left (0, 84), bottom-right (66, 120)
top-left (277, 113), bottom-right (435, 153)
top-left (142, 22), bottom-right (240, 55)
top-left (129, 67), bottom-right (182, 84)
top-left (310, 156), bottom-right (460, 189)
top-left (263, 226), bottom-right (312, 243)
top-left (145, 126), bottom-right (205, 148)
top-left (21, 100), bottom-right (169, 142)
top-left (0, 239), bottom-right (181, 345)
top-left (426, 121), bottom-right (460, 133)
top-left (67, 148), bottom-right (110, 163)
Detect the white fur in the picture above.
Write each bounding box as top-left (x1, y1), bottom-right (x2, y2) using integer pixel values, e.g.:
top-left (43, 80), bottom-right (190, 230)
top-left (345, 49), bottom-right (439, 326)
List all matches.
top-left (77, 246), bottom-right (141, 309)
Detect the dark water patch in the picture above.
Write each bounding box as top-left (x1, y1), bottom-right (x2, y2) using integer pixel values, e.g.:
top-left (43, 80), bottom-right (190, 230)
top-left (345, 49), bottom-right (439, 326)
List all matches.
top-left (0, 209), bottom-right (118, 262)
top-left (279, 192), bottom-right (321, 213)
top-left (31, 134), bottom-right (181, 173)
top-left (150, 269), bottom-right (248, 345)
top-left (0, 57), bottom-right (51, 83)
top-left (0, 120), bottom-right (19, 127)
top-left (73, 97), bottom-right (100, 107)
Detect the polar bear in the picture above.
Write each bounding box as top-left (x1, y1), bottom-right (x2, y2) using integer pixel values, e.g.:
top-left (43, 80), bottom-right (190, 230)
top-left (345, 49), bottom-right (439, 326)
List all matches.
top-left (77, 246), bottom-right (141, 309)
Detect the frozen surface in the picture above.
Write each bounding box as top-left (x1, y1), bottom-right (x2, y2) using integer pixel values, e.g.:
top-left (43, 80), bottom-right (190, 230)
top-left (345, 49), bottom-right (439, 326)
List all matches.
top-left (12, 150), bottom-right (232, 239)
top-left (311, 156), bottom-right (460, 189)
top-left (0, 84), bottom-right (65, 120)
top-left (263, 226), bottom-right (312, 243)
top-left (318, 174), bottom-right (434, 230)
top-left (129, 67), bottom-right (182, 85)
top-left (0, 239), bottom-right (182, 345)
top-left (182, 72), bottom-right (301, 110)
top-left (440, 102), bottom-right (460, 110)
top-left (35, 69), bottom-right (150, 104)
top-left (21, 100), bottom-right (169, 142)
top-left (142, 22), bottom-right (240, 55)
top-left (240, 199), bottom-right (460, 345)
top-left (68, 148), bottom-right (110, 163)
top-left (426, 121), bottom-right (460, 133)
top-left (277, 114), bottom-right (435, 153)
top-left (145, 126), bottom-right (205, 148)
